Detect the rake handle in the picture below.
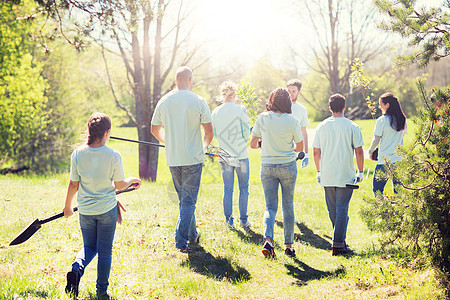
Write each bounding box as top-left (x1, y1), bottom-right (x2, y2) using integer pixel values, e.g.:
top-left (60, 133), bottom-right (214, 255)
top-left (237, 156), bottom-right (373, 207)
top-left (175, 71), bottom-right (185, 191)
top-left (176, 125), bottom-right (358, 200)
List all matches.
top-left (40, 185), bottom-right (137, 225)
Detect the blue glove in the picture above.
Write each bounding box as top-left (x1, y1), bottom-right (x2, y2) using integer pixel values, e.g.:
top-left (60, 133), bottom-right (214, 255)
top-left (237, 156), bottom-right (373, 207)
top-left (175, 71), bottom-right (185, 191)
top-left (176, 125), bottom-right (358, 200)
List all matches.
top-left (316, 171), bottom-right (321, 184)
top-left (301, 153), bottom-right (309, 168)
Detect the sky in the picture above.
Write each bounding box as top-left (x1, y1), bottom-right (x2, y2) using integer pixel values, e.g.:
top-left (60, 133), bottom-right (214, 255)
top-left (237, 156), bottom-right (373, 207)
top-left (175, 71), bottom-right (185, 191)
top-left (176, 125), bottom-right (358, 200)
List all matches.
top-left (189, 0), bottom-right (448, 72)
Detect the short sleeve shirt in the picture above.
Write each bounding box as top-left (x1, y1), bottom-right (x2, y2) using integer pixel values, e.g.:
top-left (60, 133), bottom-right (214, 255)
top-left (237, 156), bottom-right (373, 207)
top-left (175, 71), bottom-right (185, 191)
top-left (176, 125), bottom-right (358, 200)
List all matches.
top-left (151, 89), bottom-right (212, 166)
top-left (374, 115), bottom-right (407, 164)
top-left (252, 111), bottom-right (303, 164)
top-left (313, 117), bottom-right (364, 187)
top-left (291, 102), bottom-right (309, 127)
top-left (70, 145), bottom-right (125, 215)
top-left (212, 102), bottom-right (250, 159)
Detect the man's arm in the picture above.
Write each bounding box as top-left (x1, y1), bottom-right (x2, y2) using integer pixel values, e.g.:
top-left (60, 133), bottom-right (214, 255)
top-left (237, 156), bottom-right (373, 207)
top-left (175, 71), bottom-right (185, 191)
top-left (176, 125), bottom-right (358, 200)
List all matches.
top-left (202, 122), bottom-right (214, 149)
top-left (250, 135), bottom-right (260, 149)
top-left (355, 146), bottom-right (364, 173)
top-left (294, 141), bottom-right (304, 153)
top-left (301, 127), bottom-right (308, 153)
top-left (313, 147), bottom-right (321, 171)
top-left (151, 124), bottom-right (165, 143)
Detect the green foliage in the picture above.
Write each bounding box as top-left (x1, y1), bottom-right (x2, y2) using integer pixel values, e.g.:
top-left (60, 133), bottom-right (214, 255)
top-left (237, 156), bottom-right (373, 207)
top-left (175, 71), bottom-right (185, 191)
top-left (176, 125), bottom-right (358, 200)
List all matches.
top-left (374, 0), bottom-right (450, 68)
top-left (236, 79), bottom-right (262, 122)
top-left (361, 81), bottom-right (450, 275)
top-left (350, 58), bottom-right (377, 119)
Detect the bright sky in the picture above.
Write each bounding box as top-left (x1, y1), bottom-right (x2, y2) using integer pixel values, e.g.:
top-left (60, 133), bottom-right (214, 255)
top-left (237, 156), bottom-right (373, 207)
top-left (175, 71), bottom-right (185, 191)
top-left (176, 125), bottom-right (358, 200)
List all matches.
top-left (191, 0), bottom-right (447, 71)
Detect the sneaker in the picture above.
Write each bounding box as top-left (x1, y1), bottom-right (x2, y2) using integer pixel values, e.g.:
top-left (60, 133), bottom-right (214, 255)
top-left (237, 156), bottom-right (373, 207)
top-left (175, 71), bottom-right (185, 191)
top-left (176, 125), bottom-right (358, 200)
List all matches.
top-left (189, 230), bottom-right (201, 244)
top-left (226, 220), bottom-right (235, 230)
top-left (97, 292), bottom-right (112, 300)
top-left (240, 220), bottom-right (252, 228)
top-left (177, 245), bottom-right (192, 253)
top-left (332, 245), bottom-right (354, 256)
top-left (285, 247), bottom-right (296, 258)
top-left (261, 241), bottom-right (276, 259)
top-left (65, 270), bottom-right (80, 297)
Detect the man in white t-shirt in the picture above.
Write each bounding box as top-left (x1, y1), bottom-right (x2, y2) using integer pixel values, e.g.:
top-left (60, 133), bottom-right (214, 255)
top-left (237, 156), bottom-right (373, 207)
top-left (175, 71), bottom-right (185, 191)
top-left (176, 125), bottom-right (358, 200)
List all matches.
top-left (287, 79), bottom-right (309, 168)
top-left (313, 94), bottom-right (364, 256)
top-left (151, 66), bottom-right (214, 252)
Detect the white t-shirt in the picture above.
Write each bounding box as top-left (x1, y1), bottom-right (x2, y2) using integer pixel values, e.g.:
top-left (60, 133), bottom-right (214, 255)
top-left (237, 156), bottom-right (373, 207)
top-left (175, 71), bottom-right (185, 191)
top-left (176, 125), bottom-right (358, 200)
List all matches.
top-left (374, 115), bottom-right (407, 165)
top-left (252, 111), bottom-right (303, 164)
top-left (70, 145), bottom-right (125, 215)
top-left (313, 117), bottom-right (364, 187)
top-left (212, 102), bottom-right (250, 159)
top-left (291, 102), bottom-right (309, 127)
top-left (151, 89), bottom-right (212, 166)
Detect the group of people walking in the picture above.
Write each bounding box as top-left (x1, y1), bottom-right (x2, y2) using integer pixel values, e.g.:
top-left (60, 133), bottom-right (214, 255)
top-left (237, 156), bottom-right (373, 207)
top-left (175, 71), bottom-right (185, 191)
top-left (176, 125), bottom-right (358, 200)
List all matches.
top-left (62, 66), bottom-right (407, 298)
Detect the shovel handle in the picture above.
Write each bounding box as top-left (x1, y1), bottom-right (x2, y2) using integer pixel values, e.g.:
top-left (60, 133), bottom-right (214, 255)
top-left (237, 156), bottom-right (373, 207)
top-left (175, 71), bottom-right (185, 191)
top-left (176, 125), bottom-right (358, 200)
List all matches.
top-left (40, 185), bottom-right (138, 224)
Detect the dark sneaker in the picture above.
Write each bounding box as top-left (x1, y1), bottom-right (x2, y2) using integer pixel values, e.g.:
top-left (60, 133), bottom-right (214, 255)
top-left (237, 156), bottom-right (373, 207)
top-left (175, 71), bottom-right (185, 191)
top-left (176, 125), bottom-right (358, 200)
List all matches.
top-left (65, 270), bottom-right (80, 297)
top-left (240, 221), bottom-right (252, 229)
top-left (97, 292), bottom-right (112, 300)
top-left (177, 245), bottom-right (192, 253)
top-left (262, 241), bottom-right (276, 259)
top-left (285, 247), bottom-right (296, 258)
top-left (226, 220), bottom-right (235, 230)
top-left (332, 245), bottom-right (354, 256)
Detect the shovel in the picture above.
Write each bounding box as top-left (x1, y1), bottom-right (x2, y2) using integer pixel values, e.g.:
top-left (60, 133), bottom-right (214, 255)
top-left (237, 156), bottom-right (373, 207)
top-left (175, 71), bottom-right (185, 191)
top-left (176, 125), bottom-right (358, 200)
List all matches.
top-left (9, 185), bottom-right (137, 246)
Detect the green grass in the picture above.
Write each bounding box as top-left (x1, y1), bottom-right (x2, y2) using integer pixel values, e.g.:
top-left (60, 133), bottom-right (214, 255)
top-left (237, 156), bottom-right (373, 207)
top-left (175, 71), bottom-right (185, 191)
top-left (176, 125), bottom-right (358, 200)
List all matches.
top-left (0, 123), bottom-right (446, 299)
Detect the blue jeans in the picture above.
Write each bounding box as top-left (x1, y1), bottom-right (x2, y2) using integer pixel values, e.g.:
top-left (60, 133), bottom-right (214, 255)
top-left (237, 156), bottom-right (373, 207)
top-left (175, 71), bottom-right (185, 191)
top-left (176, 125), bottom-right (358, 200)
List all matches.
top-left (260, 160), bottom-right (297, 245)
top-left (72, 206), bottom-right (117, 295)
top-left (373, 164), bottom-right (400, 196)
top-left (220, 158), bottom-right (250, 225)
top-left (324, 187), bottom-right (353, 247)
top-left (170, 163), bottom-right (202, 249)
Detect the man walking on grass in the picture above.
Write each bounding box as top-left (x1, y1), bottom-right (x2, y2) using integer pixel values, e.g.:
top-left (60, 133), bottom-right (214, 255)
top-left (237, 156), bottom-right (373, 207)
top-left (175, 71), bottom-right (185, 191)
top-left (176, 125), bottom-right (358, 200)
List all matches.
top-left (313, 94), bottom-right (364, 256)
top-left (151, 66), bottom-right (213, 252)
top-left (287, 79), bottom-right (309, 168)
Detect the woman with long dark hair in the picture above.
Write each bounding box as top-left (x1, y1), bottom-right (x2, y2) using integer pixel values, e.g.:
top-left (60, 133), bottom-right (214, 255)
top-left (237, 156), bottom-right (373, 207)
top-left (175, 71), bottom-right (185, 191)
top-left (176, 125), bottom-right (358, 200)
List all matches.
top-left (368, 92), bottom-right (407, 195)
top-left (250, 88), bottom-right (303, 258)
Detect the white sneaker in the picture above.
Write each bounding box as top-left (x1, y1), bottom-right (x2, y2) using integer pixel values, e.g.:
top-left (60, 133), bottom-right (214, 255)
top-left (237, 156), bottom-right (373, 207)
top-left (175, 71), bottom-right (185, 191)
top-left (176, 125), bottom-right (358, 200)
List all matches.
top-left (240, 220), bottom-right (252, 228)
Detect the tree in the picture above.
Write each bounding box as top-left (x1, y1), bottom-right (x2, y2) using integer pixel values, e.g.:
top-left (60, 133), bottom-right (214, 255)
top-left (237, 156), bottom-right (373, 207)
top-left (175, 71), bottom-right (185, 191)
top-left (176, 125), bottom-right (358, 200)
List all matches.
top-left (374, 0), bottom-right (450, 68)
top-left (37, 0), bottom-right (200, 181)
top-left (0, 1), bottom-right (50, 170)
top-left (291, 0), bottom-right (388, 117)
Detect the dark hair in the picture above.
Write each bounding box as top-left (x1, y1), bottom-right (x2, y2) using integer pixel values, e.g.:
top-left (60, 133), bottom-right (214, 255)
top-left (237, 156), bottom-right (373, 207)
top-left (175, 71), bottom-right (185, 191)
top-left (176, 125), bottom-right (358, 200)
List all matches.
top-left (286, 79), bottom-right (302, 91)
top-left (87, 112), bottom-right (111, 145)
top-left (266, 88), bottom-right (292, 114)
top-left (380, 92), bottom-right (406, 131)
top-left (329, 94), bottom-right (346, 113)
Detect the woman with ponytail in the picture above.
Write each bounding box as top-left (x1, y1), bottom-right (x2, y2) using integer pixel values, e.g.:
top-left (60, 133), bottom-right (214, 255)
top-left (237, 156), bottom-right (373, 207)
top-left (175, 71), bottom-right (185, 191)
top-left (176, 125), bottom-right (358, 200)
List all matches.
top-left (63, 112), bottom-right (141, 299)
top-left (368, 93), bottom-right (407, 195)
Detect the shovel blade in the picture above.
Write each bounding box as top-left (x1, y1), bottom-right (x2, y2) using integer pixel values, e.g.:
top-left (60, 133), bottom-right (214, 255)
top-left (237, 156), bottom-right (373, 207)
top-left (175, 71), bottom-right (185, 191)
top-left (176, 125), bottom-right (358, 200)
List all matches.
top-left (9, 219), bottom-right (42, 246)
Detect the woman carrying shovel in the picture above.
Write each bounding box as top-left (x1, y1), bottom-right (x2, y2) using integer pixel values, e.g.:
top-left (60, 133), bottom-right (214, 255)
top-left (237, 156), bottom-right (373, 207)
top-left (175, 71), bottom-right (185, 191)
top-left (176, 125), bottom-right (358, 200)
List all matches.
top-left (63, 112), bottom-right (141, 299)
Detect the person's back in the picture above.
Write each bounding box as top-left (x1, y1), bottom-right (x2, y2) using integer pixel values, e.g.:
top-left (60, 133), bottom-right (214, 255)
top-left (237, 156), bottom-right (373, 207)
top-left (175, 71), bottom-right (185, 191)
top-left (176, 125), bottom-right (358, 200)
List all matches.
top-left (212, 102), bottom-right (249, 159)
top-left (155, 89), bottom-right (210, 166)
top-left (375, 114), bottom-right (407, 164)
top-left (314, 116), bottom-right (362, 187)
top-left (71, 144), bottom-right (124, 215)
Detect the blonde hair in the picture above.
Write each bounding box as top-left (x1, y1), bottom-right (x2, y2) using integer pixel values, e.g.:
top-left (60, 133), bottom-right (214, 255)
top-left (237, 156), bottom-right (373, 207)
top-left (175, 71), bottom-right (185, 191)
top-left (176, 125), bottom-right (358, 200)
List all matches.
top-left (218, 81), bottom-right (237, 102)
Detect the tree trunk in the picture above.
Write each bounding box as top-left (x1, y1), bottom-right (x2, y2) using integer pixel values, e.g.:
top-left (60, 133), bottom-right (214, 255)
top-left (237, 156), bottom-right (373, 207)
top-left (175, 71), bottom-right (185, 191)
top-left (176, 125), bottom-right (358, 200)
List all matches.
top-left (137, 124), bottom-right (159, 181)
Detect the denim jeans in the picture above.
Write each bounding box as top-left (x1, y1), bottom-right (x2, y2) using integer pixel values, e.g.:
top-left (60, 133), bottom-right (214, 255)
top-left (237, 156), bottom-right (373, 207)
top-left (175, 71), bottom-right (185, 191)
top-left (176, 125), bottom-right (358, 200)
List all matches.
top-left (373, 164), bottom-right (400, 196)
top-left (324, 187), bottom-right (353, 247)
top-left (170, 163), bottom-right (203, 249)
top-left (72, 206), bottom-right (117, 295)
top-left (219, 158), bottom-right (250, 225)
top-left (260, 160), bottom-right (297, 245)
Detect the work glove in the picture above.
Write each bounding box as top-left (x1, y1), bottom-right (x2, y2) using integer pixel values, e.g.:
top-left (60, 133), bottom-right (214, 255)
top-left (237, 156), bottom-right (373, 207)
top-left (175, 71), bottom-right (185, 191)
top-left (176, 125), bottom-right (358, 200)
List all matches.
top-left (316, 171), bottom-right (321, 184)
top-left (356, 171), bottom-right (364, 183)
top-left (301, 153), bottom-right (309, 168)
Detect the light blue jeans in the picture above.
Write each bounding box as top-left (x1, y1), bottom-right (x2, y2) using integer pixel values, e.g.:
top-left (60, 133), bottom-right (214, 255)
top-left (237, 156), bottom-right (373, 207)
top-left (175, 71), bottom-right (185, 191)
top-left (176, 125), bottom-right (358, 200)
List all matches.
top-left (373, 164), bottom-right (400, 195)
top-left (261, 160), bottom-right (297, 245)
top-left (72, 206), bottom-right (117, 295)
top-left (324, 187), bottom-right (353, 247)
top-left (170, 163), bottom-right (202, 249)
top-left (219, 158), bottom-right (250, 225)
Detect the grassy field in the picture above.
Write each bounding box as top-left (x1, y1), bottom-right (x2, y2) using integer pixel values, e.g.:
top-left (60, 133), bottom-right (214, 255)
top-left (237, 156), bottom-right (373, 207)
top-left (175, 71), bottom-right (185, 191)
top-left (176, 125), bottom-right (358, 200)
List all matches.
top-left (0, 121), bottom-right (446, 299)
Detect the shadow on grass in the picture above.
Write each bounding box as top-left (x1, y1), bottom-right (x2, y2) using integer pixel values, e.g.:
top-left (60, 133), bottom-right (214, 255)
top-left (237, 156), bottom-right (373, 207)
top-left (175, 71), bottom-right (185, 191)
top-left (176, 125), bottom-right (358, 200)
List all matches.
top-left (18, 290), bottom-right (49, 299)
top-left (275, 220), bottom-right (332, 250)
top-left (181, 245), bottom-right (251, 284)
top-left (234, 227), bottom-right (265, 246)
top-left (285, 258), bottom-right (346, 286)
